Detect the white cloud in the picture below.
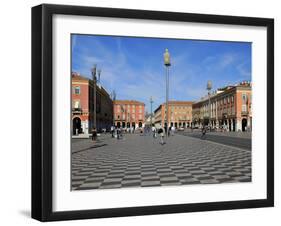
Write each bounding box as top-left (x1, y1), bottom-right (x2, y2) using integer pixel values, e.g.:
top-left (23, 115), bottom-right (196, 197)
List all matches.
top-left (236, 62), bottom-right (251, 78)
top-left (219, 53), bottom-right (236, 68)
top-left (72, 36), bottom-right (251, 112)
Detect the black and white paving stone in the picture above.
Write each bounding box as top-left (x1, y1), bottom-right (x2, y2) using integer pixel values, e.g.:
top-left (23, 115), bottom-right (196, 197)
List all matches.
top-left (71, 133), bottom-right (251, 190)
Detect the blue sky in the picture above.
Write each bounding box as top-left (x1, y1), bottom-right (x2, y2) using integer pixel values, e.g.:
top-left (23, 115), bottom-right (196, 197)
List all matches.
top-left (72, 34), bottom-right (251, 112)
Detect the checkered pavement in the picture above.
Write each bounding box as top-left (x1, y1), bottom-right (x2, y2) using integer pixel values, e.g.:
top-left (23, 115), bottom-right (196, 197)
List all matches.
top-left (71, 133), bottom-right (251, 190)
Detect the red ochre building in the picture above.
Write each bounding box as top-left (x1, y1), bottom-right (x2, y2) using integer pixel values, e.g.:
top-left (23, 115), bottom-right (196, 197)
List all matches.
top-left (113, 100), bottom-right (145, 129)
top-left (192, 81), bottom-right (252, 132)
top-left (72, 72), bottom-right (113, 135)
top-left (154, 101), bottom-right (194, 128)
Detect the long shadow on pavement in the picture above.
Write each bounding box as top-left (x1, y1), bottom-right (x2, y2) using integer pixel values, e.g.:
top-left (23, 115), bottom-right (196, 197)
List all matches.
top-left (72, 144), bottom-right (108, 154)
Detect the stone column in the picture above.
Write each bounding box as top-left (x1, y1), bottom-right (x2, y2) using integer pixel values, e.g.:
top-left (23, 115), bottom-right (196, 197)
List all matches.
top-left (81, 121), bottom-right (85, 134)
top-left (250, 117), bottom-right (252, 131)
top-left (236, 119), bottom-right (242, 131)
top-left (84, 120), bottom-right (89, 134)
top-left (226, 119), bottom-right (229, 131)
top-left (247, 116), bottom-right (251, 130)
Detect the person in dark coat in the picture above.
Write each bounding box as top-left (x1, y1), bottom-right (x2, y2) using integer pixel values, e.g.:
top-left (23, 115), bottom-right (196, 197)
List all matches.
top-left (201, 126), bottom-right (206, 139)
top-left (91, 127), bottom-right (97, 142)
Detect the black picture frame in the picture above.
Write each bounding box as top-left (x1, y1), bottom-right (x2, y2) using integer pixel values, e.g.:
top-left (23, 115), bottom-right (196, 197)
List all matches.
top-left (32, 4), bottom-right (274, 222)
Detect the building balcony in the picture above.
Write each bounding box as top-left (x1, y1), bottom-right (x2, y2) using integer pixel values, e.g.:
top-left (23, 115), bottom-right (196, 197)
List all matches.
top-left (72, 108), bottom-right (82, 113)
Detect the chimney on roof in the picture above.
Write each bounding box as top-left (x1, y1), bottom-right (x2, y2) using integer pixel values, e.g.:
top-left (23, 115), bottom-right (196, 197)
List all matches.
top-left (72, 72), bottom-right (80, 77)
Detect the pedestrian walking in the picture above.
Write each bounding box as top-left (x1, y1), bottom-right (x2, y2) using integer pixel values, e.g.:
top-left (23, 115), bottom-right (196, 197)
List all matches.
top-left (119, 127), bottom-right (123, 139)
top-left (116, 127), bottom-right (119, 139)
top-left (145, 126), bottom-right (149, 136)
top-left (158, 126), bottom-right (165, 145)
top-left (224, 125), bottom-right (226, 132)
top-left (152, 125), bottom-right (157, 138)
top-left (201, 126), bottom-right (206, 139)
top-left (91, 127), bottom-right (97, 142)
top-left (168, 126), bottom-right (171, 136)
top-left (110, 125), bottom-right (115, 138)
top-left (171, 126), bottom-right (175, 136)
top-left (117, 127), bottom-right (124, 139)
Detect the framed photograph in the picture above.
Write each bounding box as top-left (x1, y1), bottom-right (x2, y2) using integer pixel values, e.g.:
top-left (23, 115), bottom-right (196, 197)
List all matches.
top-left (32, 4), bottom-right (274, 221)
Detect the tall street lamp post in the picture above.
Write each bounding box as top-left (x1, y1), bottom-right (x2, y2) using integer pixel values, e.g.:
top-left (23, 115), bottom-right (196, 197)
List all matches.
top-left (207, 80), bottom-right (212, 129)
top-left (150, 96), bottom-right (153, 127)
top-left (91, 65), bottom-right (97, 130)
top-left (111, 90), bottom-right (116, 127)
top-left (91, 64), bottom-right (101, 130)
top-left (98, 69), bottom-right (101, 85)
top-left (97, 69), bottom-right (101, 128)
top-left (164, 48), bottom-right (171, 140)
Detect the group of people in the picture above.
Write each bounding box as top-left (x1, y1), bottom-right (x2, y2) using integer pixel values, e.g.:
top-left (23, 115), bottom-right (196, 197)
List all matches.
top-left (91, 126), bottom-right (125, 142)
top-left (106, 124), bottom-right (168, 145)
top-left (151, 125), bottom-right (168, 145)
top-left (140, 126), bottom-right (151, 136)
top-left (91, 124), bottom-right (209, 144)
top-left (143, 125), bottom-right (180, 145)
top-left (110, 126), bottom-right (125, 139)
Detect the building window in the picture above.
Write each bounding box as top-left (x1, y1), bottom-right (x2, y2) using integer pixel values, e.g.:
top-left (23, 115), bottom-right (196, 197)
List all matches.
top-left (242, 93), bottom-right (247, 104)
top-left (115, 105), bottom-right (120, 113)
top-left (231, 96), bottom-right (234, 103)
top-left (74, 86), bottom-right (80, 94)
top-left (73, 100), bottom-right (80, 109)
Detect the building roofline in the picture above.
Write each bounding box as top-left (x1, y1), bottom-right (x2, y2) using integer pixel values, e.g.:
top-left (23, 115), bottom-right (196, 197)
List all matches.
top-left (164, 100), bottom-right (194, 105)
top-left (153, 100), bottom-right (194, 114)
top-left (71, 72), bottom-right (89, 81)
top-left (193, 84), bottom-right (251, 105)
top-left (113, 100), bottom-right (145, 105)
top-left (72, 72), bottom-right (113, 99)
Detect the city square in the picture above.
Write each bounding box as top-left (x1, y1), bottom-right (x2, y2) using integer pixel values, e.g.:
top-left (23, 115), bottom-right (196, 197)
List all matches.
top-left (71, 130), bottom-right (251, 190)
top-left (71, 34), bottom-right (252, 190)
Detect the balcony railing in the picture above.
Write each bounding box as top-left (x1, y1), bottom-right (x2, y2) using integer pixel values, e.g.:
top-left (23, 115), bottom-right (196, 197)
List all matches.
top-left (72, 108), bottom-right (82, 113)
top-left (241, 110), bottom-right (249, 115)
